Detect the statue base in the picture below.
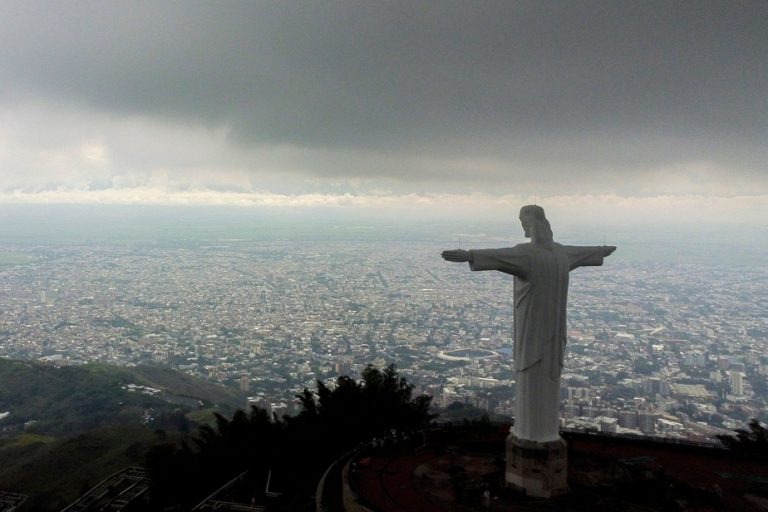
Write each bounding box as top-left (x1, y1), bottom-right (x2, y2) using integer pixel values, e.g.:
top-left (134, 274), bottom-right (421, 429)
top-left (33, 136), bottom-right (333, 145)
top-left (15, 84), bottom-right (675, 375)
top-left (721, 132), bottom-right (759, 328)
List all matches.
top-left (505, 433), bottom-right (568, 498)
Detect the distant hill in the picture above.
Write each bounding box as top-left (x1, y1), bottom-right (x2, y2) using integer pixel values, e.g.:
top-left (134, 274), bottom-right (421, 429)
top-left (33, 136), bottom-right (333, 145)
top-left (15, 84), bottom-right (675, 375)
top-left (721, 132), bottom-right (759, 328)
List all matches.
top-left (0, 358), bottom-right (244, 437)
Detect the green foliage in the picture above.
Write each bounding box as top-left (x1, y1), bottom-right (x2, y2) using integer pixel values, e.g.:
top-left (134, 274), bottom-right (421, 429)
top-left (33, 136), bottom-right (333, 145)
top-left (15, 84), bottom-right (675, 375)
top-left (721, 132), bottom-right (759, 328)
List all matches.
top-left (129, 365), bottom-right (243, 409)
top-left (147, 406), bottom-right (296, 508)
top-left (0, 426), bottom-right (167, 512)
top-left (0, 360), bottom-right (145, 435)
top-left (0, 359), bottom-right (242, 437)
top-left (0, 361), bottom-right (432, 510)
top-left (293, 364), bottom-right (433, 443)
top-left (633, 357), bottom-right (658, 375)
top-left (0, 358), bottom-right (250, 509)
top-left (146, 364), bottom-right (433, 509)
top-left (0, 433), bottom-right (55, 448)
top-left (184, 408), bottom-right (219, 427)
top-left (717, 418), bottom-right (768, 456)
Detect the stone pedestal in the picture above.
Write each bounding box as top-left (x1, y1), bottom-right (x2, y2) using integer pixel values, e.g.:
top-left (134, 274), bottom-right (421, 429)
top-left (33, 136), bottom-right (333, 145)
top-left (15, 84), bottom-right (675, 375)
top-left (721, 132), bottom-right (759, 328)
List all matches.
top-left (505, 433), bottom-right (568, 498)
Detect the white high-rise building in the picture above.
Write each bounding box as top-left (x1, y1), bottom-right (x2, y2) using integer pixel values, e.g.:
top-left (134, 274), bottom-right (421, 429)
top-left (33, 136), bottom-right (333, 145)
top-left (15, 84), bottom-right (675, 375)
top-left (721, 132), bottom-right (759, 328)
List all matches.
top-left (728, 371), bottom-right (745, 395)
top-left (683, 351), bottom-right (707, 368)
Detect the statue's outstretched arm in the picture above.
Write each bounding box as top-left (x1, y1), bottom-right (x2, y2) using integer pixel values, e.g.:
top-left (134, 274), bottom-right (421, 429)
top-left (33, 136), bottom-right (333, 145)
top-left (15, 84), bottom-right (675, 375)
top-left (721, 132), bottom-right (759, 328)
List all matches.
top-left (441, 249), bottom-right (471, 263)
top-left (567, 245), bottom-right (617, 270)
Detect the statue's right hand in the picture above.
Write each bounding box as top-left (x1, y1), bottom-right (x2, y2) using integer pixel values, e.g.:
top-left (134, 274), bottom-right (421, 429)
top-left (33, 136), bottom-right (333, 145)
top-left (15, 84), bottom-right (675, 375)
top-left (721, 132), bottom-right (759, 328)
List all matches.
top-left (441, 249), bottom-right (471, 262)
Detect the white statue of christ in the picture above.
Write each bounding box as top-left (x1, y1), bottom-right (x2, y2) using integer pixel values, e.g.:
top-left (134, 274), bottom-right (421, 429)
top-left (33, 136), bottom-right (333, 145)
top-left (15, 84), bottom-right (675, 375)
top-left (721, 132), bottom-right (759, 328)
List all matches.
top-left (442, 205), bottom-right (615, 443)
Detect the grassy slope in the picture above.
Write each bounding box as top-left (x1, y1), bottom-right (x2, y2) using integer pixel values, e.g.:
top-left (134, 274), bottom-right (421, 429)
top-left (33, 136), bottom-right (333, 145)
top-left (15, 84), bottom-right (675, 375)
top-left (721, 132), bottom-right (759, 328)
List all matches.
top-left (0, 359), bottom-right (244, 436)
top-left (0, 359), bottom-right (244, 510)
top-left (0, 426), bottom-right (171, 511)
top-left (131, 365), bottom-right (244, 410)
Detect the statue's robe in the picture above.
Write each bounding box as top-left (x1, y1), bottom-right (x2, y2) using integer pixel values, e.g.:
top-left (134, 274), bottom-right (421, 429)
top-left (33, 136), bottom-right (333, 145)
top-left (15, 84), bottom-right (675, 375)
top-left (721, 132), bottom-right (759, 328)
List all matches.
top-left (469, 243), bottom-right (606, 442)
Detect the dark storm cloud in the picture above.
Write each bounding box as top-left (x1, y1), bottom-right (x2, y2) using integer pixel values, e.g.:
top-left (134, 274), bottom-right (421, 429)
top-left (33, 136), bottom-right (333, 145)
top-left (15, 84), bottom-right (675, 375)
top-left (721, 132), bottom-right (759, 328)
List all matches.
top-left (1, 1), bottom-right (766, 183)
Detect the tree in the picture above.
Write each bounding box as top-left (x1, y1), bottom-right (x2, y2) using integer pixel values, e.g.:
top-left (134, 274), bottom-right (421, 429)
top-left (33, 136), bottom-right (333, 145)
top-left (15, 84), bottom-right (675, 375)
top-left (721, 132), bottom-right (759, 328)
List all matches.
top-left (716, 418), bottom-right (768, 456)
top-left (147, 364), bottom-right (433, 509)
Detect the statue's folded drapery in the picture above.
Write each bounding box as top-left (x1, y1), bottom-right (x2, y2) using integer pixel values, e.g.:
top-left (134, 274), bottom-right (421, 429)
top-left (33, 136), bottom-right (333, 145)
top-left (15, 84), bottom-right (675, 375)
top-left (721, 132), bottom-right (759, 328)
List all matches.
top-left (469, 243), bottom-right (607, 442)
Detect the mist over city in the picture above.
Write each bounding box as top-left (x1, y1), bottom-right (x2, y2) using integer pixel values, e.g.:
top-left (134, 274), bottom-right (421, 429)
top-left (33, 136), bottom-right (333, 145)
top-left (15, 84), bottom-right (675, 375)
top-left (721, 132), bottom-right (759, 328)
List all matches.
top-left (2, 204), bottom-right (766, 430)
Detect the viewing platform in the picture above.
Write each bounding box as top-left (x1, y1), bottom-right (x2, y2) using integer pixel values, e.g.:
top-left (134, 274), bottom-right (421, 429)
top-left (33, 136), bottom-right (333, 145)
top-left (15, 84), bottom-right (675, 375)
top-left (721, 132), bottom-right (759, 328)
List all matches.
top-left (322, 426), bottom-right (768, 511)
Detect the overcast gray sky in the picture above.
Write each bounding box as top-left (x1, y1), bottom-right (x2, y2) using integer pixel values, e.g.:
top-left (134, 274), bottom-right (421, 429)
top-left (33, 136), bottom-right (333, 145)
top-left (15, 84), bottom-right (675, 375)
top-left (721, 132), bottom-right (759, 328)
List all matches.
top-left (0, 1), bottom-right (766, 223)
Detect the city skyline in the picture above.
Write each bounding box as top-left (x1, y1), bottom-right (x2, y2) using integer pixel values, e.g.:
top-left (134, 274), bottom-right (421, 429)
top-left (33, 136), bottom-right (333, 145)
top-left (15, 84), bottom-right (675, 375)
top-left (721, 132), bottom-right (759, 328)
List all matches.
top-left (1, 237), bottom-right (766, 442)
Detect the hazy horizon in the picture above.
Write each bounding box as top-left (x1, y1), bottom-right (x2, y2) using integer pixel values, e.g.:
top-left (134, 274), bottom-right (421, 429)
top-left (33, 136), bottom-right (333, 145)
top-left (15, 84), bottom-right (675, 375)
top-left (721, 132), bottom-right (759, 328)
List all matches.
top-left (1, 204), bottom-right (765, 267)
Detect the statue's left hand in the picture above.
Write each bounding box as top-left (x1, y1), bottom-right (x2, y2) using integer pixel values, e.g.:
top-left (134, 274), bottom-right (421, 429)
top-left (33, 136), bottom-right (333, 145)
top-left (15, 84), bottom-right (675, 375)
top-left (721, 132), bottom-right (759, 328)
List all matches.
top-left (442, 249), bottom-right (471, 262)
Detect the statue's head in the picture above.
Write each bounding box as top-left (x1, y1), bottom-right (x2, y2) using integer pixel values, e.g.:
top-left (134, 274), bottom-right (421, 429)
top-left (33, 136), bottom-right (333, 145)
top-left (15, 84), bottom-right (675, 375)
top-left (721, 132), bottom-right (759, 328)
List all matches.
top-left (519, 205), bottom-right (553, 242)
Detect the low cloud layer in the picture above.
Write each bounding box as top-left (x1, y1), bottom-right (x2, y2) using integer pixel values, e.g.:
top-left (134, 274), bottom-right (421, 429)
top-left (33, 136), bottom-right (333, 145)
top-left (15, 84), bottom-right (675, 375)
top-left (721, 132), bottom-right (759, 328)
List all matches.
top-left (0, 1), bottom-right (766, 217)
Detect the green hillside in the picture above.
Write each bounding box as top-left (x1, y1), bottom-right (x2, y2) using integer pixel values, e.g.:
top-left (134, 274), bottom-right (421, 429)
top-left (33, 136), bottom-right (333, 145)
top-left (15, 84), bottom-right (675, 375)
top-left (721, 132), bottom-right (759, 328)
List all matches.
top-left (0, 426), bottom-right (170, 511)
top-left (0, 359), bottom-right (244, 437)
top-left (130, 365), bottom-right (245, 409)
top-left (0, 359), bottom-right (245, 510)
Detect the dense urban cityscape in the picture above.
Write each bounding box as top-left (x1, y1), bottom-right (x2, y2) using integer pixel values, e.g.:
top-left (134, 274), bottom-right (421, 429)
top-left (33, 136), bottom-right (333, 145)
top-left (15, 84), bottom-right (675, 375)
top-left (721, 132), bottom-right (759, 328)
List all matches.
top-left (1, 235), bottom-right (767, 443)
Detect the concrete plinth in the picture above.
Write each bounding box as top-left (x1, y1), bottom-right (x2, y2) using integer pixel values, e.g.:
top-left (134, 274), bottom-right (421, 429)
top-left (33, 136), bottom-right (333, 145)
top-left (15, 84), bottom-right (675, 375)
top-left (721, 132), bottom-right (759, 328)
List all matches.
top-left (505, 433), bottom-right (568, 498)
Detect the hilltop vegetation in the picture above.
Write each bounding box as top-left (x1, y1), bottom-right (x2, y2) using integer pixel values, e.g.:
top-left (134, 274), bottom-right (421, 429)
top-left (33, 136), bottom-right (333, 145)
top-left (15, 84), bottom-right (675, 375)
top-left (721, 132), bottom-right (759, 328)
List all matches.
top-left (0, 359), bottom-right (245, 510)
top-left (147, 364), bottom-right (433, 510)
top-left (0, 358), bottom-right (244, 437)
top-left (0, 361), bottom-right (432, 510)
top-left (0, 426), bottom-right (168, 511)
